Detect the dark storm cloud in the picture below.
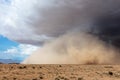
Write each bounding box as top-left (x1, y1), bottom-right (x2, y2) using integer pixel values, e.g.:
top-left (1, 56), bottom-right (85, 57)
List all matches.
top-left (32, 0), bottom-right (120, 38)
top-left (1, 0), bottom-right (120, 45)
top-left (91, 14), bottom-right (120, 48)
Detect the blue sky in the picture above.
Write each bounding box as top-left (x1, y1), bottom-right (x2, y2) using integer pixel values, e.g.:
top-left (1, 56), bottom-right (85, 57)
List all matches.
top-left (0, 0), bottom-right (38, 62)
top-left (0, 35), bottom-right (25, 61)
top-left (0, 35), bottom-right (19, 51)
top-left (0, 35), bottom-right (38, 61)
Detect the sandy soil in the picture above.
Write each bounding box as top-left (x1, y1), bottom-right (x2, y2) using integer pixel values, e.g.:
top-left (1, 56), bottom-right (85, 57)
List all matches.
top-left (0, 64), bottom-right (120, 80)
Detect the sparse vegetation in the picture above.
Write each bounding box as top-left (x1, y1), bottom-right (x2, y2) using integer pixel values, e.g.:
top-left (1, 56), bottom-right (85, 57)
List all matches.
top-left (55, 76), bottom-right (69, 80)
top-left (13, 77), bottom-right (17, 80)
top-left (39, 76), bottom-right (43, 79)
top-left (18, 66), bottom-right (27, 69)
top-left (39, 66), bottom-right (42, 69)
top-left (59, 65), bottom-right (62, 67)
top-left (108, 71), bottom-right (113, 76)
top-left (0, 65), bottom-right (119, 80)
top-left (78, 77), bottom-right (83, 80)
top-left (104, 66), bottom-right (113, 68)
top-left (32, 66), bottom-right (35, 69)
top-left (32, 78), bottom-right (37, 80)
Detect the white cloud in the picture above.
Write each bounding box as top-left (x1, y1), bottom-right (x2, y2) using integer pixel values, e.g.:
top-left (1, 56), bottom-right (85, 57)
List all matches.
top-left (3, 44), bottom-right (38, 55)
top-left (3, 47), bottom-right (18, 54)
top-left (18, 44), bottom-right (39, 55)
top-left (0, 43), bottom-right (38, 60)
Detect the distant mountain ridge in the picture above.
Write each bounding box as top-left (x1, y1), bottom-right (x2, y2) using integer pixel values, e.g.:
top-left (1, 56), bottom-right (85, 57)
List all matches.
top-left (0, 59), bottom-right (21, 64)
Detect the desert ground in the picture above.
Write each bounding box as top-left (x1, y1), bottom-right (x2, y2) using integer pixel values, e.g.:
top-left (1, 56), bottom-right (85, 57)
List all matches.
top-left (0, 64), bottom-right (120, 80)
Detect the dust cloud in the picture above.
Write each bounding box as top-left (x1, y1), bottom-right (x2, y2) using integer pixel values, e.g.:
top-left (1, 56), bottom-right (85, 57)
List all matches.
top-left (22, 32), bottom-right (120, 64)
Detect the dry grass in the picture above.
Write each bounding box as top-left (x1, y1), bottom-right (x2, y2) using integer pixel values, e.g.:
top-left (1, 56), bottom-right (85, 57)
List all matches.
top-left (0, 64), bottom-right (120, 80)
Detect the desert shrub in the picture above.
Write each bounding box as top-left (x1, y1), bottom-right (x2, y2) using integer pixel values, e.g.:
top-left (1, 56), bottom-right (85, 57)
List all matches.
top-left (32, 66), bottom-right (35, 69)
top-left (13, 77), bottom-right (17, 80)
top-left (55, 78), bottom-right (60, 80)
top-left (108, 71), bottom-right (113, 76)
top-left (10, 66), bottom-right (13, 69)
top-left (78, 77), bottom-right (83, 80)
top-left (39, 66), bottom-right (42, 68)
top-left (19, 66), bottom-right (23, 69)
top-left (32, 78), bottom-right (37, 80)
top-left (18, 66), bottom-right (26, 69)
top-left (23, 66), bottom-right (26, 68)
top-left (3, 76), bottom-right (8, 80)
top-left (64, 78), bottom-right (69, 80)
top-left (59, 65), bottom-right (62, 67)
top-left (55, 76), bottom-right (69, 80)
top-left (104, 66), bottom-right (113, 68)
top-left (39, 76), bottom-right (43, 79)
